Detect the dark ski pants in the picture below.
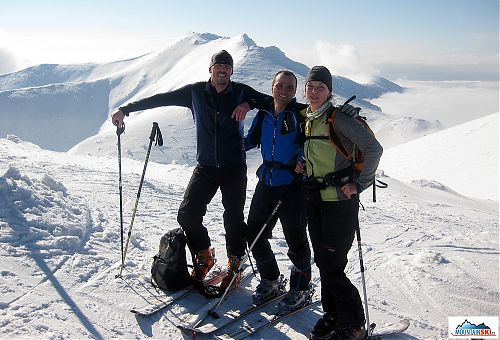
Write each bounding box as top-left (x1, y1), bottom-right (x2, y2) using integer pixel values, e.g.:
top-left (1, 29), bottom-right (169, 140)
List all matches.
top-left (307, 197), bottom-right (365, 328)
top-left (247, 180), bottom-right (311, 290)
top-left (177, 164), bottom-right (247, 257)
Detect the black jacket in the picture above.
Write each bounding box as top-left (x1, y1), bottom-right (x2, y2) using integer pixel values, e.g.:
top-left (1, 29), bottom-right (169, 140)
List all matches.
top-left (120, 80), bottom-right (270, 167)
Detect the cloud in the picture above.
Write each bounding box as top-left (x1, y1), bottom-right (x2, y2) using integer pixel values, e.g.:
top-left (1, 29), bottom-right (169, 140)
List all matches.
top-left (361, 41), bottom-right (499, 81)
top-left (0, 47), bottom-right (20, 75)
top-left (313, 41), bottom-right (379, 84)
top-left (375, 59), bottom-right (499, 81)
top-left (0, 29), bottom-right (22, 74)
top-left (372, 80), bottom-right (499, 128)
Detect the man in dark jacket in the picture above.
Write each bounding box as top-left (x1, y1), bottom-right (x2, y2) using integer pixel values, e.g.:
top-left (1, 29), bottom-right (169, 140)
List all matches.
top-left (111, 50), bottom-right (270, 289)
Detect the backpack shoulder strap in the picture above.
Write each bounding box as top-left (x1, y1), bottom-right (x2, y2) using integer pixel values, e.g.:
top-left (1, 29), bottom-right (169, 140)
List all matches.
top-left (250, 110), bottom-right (266, 148)
top-left (327, 108), bottom-right (352, 160)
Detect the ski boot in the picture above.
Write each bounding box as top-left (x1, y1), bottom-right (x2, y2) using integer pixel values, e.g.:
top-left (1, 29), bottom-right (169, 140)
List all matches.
top-left (219, 254), bottom-right (243, 290)
top-left (277, 283), bottom-right (314, 315)
top-left (191, 247), bottom-right (216, 280)
top-left (252, 275), bottom-right (287, 306)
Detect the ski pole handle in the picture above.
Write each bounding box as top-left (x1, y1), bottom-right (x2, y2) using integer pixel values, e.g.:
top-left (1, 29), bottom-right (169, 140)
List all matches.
top-left (343, 95), bottom-right (356, 106)
top-left (150, 122), bottom-right (163, 146)
top-left (149, 122), bottom-right (158, 141)
top-left (116, 123), bottom-right (125, 136)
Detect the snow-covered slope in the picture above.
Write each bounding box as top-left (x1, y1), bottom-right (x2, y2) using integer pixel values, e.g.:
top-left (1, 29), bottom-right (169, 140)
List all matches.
top-left (0, 32), bottom-right (420, 155)
top-left (379, 112), bottom-right (499, 200)
top-left (0, 30), bottom-right (497, 340)
top-left (371, 115), bottom-right (443, 148)
top-left (0, 79), bottom-right (111, 151)
top-left (0, 125), bottom-right (497, 339)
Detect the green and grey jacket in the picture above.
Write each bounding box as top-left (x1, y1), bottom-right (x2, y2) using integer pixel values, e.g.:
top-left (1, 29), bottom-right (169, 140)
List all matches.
top-left (301, 104), bottom-right (383, 201)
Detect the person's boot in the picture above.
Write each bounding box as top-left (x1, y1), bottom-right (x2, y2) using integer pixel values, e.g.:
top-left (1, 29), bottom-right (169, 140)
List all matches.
top-left (252, 275), bottom-right (287, 306)
top-left (277, 287), bottom-right (312, 314)
top-left (219, 255), bottom-right (243, 290)
top-left (191, 247), bottom-right (215, 280)
top-left (310, 315), bottom-right (366, 340)
top-left (325, 325), bottom-right (366, 340)
top-left (309, 313), bottom-right (337, 339)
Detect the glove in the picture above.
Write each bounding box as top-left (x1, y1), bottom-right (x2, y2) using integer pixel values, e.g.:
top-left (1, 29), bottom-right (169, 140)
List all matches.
top-left (339, 103), bottom-right (361, 117)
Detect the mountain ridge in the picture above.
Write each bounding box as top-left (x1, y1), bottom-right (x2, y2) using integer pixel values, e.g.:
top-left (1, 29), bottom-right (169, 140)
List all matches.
top-left (0, 31), bottom-right (419, 154)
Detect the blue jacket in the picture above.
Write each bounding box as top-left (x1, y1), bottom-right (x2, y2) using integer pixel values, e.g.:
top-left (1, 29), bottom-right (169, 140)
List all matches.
top-left (245, 99), bottom-right (307, 186)
top-left (120, 80), bottom-right (269, 167)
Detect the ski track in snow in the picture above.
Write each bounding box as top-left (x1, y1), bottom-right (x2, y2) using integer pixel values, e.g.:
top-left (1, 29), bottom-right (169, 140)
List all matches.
top-left (0, 137), bottom-right (498, 339)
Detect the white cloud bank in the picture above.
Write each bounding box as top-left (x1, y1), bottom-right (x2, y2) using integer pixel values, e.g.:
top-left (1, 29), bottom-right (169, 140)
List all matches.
top-left (314, 41), bottom-right (379, 84)
top-left (0, 29), bottom-right (20, 74)
top-left (0, 47), bottom-right (19, 74)
top-left (372, 80), bottom-right (499, 128)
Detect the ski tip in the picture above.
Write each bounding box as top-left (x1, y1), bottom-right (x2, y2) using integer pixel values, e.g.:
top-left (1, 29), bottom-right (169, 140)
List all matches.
top-left (371, 318), bottom-right (411, 337)
top-left (176, 324), bottom-right (191, 333)
top-left (130, 307), bottom-right (158, 316)
top-left (130, 309), bottom-right (147, 316)
top-left (177, 325), bottom-right (208, 339)
top-left (177, 323), bottom-right (220, 338)
top-left (401, 318), bottom-right (411, 329)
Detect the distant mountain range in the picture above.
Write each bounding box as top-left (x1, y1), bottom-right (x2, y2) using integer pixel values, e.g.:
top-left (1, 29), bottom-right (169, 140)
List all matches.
top-left (0, 32), bottom-right (441, 156)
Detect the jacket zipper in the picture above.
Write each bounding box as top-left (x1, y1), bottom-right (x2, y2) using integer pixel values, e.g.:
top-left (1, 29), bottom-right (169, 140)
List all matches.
top-left (215, 110), bottom-right (219, 167)
top-left (270, 113), bottom-right (278, 186)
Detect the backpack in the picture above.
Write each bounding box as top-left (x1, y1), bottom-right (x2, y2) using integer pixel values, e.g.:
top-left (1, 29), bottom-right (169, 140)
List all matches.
top-left (249, 99), bottom-right (307, 149)
top-left (151, 228), bottom-right (192, 291)
top-left (250, 110), bottom-right (266, 148)
top-left (306, 95), bottom-right (387, 201)
top-left (326, 96), bottom-right (375, 173)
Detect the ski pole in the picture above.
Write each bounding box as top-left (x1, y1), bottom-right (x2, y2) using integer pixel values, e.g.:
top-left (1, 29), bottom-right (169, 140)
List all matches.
top-left (246, 244), bottom-right (257, 277)
top-left (116, 122), bottom-right (163, 278)
top-left (117, 124), bottom-right (125, 267)
top-left (355, 222), bottom-right (371, 338)
top-left (372, 178), bottom-right (388, 202)
top-left (193, 199), bottom-right (283, 327)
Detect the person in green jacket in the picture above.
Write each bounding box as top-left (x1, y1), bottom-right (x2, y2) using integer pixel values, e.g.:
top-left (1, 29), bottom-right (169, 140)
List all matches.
top-left (300, 66), bottom-right (383, 340)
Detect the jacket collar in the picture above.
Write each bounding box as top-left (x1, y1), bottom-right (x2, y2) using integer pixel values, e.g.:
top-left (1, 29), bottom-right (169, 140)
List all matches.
top-left (271, 98), bottom-right (297, 114)
top-left (205, 78), bottom-right (233, 95)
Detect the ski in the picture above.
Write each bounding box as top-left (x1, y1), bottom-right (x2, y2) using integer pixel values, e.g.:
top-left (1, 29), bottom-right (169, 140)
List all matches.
top-left (177, 268), bottom-right (255, 327)
top-left (178, 289), bottom-right (288, 337)
top-left (371, 318), bottom-right (410, 338)
top-left (130, 267), bottom-right (227, 316)
top-left (218, 298), bottom-right (321, 340)
top-left (217, 305), bottom-right (409, 340)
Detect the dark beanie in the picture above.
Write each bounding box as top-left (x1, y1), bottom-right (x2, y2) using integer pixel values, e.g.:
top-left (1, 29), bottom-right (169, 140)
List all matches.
top-left (305, 66), bottom-right (332, 91)
top-left (210, 50), bottom-right (233, 68)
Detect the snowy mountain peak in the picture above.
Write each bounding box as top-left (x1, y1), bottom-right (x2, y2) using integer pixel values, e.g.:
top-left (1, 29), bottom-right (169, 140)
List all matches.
top-left (240, 33), bottom-right (257, 47)
top-left (179, 31), bottom-right (223, 46)
top-left (0, 31), bottom-right (418, 154)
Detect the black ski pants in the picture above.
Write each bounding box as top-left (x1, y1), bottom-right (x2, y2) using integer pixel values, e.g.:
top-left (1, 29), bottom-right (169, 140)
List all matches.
top-left (177, 164), bottom-right (247, 257)
top-left (247, 180), bottom-right (311, 291)
top-left (307, 197), bottom-right (365, 328)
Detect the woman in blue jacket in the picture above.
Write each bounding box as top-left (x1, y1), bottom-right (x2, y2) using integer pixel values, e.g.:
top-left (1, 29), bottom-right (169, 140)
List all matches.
top-left (244, 70), bottom-right (311, 313)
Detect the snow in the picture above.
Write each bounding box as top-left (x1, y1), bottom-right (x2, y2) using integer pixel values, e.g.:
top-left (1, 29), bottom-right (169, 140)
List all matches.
top-left (379, 113), bottom-right (499, 201)
top-left (0, 32), bottom-right (498, 339)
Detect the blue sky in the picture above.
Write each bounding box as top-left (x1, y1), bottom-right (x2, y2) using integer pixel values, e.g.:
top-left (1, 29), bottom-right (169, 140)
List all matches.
top-left (0, 0), bottom-right (498, 81)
